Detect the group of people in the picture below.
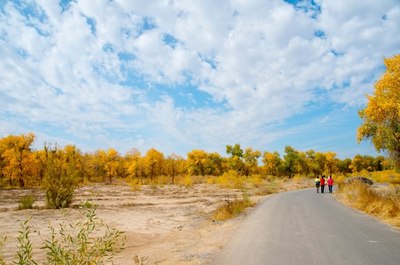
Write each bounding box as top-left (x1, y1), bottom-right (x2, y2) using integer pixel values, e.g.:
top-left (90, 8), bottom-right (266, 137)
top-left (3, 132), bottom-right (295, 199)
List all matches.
top-left (314, 175), bottom-right (333, 193)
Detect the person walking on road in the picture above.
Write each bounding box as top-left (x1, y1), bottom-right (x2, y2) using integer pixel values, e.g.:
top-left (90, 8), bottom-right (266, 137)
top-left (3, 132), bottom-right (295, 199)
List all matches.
top-left (320, 175), bottom-right (326, 193)
top-left (327, 176), bottom-right (333, 193)
top-left (314, 176), bottom-right (320, 193)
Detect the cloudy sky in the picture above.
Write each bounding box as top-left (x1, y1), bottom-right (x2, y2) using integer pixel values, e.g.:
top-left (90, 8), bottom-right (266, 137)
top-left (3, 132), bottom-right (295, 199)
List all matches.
top-left (1, 0), bottom-right (399, 158)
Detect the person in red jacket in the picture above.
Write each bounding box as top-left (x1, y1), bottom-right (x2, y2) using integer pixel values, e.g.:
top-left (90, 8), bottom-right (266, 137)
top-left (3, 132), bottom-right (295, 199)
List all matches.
top-left (320, 175), bottom-right (326, 193)
top-left (327, 176), bottom-right (334, 193)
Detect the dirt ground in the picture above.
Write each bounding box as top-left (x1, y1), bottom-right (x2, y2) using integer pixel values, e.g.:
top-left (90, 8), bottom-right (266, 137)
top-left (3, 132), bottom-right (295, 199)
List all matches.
top-left (0, 180), bottom-right (309, 264)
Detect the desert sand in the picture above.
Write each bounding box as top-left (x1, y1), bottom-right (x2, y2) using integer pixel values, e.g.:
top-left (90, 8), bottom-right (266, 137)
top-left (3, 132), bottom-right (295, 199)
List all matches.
top-left (0, 180), bottom-right (308, 264)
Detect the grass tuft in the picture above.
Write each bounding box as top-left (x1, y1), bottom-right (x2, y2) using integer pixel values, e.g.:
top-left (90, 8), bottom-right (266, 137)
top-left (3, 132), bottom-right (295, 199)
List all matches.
top-left (17, 195), bottom-right (36, 210)
top-left (213, 194), bottom-right (255, 221)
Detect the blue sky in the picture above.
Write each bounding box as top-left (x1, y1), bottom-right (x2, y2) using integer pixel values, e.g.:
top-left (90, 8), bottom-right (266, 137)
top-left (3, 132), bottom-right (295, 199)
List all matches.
top-left (1, 0), bottom-right (399, 159)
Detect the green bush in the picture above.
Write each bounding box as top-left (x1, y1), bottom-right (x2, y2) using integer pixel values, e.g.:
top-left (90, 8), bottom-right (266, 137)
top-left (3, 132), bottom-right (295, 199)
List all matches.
top-left (42, 147), bottom-right (80, 209)
top-left (17, 195), bottom-right (35, 210)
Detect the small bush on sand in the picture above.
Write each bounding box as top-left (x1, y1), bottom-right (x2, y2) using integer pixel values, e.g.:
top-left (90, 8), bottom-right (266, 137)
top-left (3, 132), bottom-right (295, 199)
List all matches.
top-left (176, 175), bottom-right (194, 188)
top-left (247, 174), bottom-right (264, 188)
top-left (17, 195), bottom-right (36, 210)
top-left (213, 193), bottom-right (254, 221)
top-left (127, 177), bottom-right (142, 192)
top-left (153, 175), bottom-right (170, 185)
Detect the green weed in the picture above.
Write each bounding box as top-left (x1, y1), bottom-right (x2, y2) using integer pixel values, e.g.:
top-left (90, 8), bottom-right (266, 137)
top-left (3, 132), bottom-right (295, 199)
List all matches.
top-left (17, 195), bottom-right (35, 210)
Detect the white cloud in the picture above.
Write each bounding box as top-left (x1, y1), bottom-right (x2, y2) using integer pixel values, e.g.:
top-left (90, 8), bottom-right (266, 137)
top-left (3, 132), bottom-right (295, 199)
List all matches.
top-left (0, 0), bottom-right (399, 156)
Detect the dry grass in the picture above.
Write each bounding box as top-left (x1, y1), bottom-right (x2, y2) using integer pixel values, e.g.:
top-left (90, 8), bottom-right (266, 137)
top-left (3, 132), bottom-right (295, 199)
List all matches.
top-left (336, 182), bottom-right (400, 227)
top-left (175, 174), bottom-right (194, 188)
top-left (213, 194), bottom-right (255, 221)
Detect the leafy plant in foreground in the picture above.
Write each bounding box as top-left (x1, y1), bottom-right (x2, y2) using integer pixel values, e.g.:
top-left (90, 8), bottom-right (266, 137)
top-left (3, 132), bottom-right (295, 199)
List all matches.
top-left (15, 219), bottom-right (37, 265)
top-left (0, 205), bottom-right (125, 265)
top-left (41, 205), bottom-right (126, 265)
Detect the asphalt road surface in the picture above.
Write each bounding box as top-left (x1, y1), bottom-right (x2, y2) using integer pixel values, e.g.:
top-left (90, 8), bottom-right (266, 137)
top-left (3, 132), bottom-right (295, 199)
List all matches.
top-left (212, 188), bottom-right (400, 265)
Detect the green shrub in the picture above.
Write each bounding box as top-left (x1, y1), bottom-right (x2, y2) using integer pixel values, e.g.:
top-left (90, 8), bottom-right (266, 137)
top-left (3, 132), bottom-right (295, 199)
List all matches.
top-left (42, 147), bottom-right (80, 209)
top-left (17, 195), bottom-right (35, 210)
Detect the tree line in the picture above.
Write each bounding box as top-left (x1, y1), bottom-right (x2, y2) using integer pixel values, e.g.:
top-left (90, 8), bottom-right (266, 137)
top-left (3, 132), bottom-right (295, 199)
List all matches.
top-left (0, 133), bottom-right (390, 190)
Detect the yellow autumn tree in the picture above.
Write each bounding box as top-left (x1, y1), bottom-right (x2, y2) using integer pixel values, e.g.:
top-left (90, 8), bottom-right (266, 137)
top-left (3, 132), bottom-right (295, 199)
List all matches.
top-left (262, 151), bottom-right (282, 176)
top-left (243, 147), bottom-right (261, 176)
top-left (143, 148), bottom-right (164, 182)
top-left (226, 144), bottom-right (245, 175)
top-left (164, 153), bottom-right (186, 183)
top-left (64, 145), bottom-right (84, 182)
top-left (324, 152), bottom-right (339, 177)
top-left (125, 148), bottom-right (145, 181)
top-left (0, 133), bottom-right (40, 187)
top-left (104, 148), bottom-right (121, 183)
top-left (90, 150), bottom-right (108, 182)
top-left (187, 149), bottom-right (208, 176)
top-left (296, 151), bottom-right (311, 176)
top-left (358, 54), bottom-right (400, 166)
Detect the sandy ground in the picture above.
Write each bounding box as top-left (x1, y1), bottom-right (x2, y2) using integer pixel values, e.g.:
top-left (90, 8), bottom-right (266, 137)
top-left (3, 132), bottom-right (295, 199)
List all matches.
top-left (0, 180), bottom-right (309, 264)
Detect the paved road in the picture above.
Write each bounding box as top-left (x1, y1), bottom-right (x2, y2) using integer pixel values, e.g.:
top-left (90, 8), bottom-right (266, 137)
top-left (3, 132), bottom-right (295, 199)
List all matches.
top-left (212, 188), bottom-right (400, 265)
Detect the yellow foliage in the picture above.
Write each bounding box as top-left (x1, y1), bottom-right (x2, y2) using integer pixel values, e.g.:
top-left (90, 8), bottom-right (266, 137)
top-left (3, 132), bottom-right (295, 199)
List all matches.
top-left (333, 174), bottom-right (346, 184)
top-left (143, 148), bottom-right (164, 181)
top-left (153, 175), bottom-right (170, 185)
top-left (369, 170), bottom-right (400, 184)
top-left (215, 170), bottom-right (244, 189)
top-left (176, 175), bottom-right (194, 188)
top-left (246, 174), bottom-right (264, 188)
top-left (357, 54), bottom-right (400, 163)
top-left (0, 133), bottom-right (39, 187)
top-left (127, 177), bottom-right (142, 192)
